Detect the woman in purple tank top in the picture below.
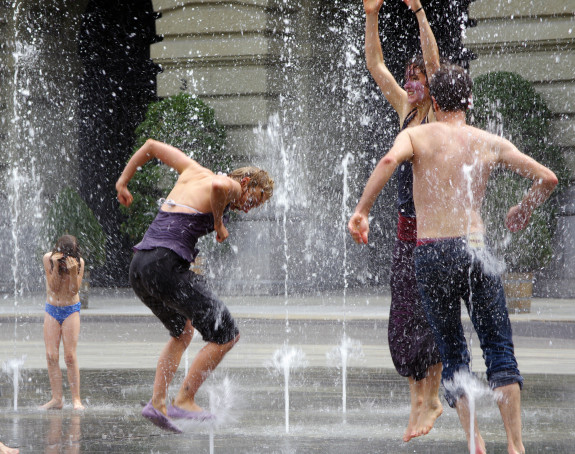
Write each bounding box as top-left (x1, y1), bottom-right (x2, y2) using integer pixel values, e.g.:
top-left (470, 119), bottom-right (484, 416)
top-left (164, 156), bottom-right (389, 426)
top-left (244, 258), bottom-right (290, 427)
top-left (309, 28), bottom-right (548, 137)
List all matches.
top-left (359, 0), bottom-right (443, 442)
top-left (116, 139), bottom-right (274, 432)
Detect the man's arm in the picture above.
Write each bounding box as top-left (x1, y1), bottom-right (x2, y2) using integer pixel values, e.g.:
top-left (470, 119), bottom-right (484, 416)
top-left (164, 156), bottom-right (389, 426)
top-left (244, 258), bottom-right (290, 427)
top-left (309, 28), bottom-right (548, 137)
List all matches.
top-left (404, 0), bottom-right (441, 79)
top-left (497, 138), bottom-right (559, 232)
top-left (115, 139), bottom-right (194, 207)
top-left (364, 0), bottom-right (407, 114)
top-left (349, 131), bottom-right (414, 244)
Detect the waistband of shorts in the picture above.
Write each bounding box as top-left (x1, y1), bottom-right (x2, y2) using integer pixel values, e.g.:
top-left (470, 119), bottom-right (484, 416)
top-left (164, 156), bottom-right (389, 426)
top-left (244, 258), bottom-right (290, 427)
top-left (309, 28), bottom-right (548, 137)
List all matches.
top-left (416, 232), bottom-right (485, 248)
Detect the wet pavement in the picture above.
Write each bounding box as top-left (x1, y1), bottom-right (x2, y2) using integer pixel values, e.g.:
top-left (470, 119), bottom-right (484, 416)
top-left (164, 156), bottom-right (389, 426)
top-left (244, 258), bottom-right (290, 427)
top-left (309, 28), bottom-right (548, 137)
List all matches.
top-left (0, 288), bottom-right (574, 452)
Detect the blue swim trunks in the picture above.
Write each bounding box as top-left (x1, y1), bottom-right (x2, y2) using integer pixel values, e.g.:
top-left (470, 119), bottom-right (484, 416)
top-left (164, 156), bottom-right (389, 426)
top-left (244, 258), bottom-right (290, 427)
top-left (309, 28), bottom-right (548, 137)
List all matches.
top-left (45, 302), bottom-right (81, 324)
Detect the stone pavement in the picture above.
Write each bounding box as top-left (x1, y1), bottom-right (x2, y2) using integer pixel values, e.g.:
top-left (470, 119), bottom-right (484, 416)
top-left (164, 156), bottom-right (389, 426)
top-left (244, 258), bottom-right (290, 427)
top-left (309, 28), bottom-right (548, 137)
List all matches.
top-left (1, 288), bottom-right (574, 453)
top-left (1, 287), bottom-right (574, 374)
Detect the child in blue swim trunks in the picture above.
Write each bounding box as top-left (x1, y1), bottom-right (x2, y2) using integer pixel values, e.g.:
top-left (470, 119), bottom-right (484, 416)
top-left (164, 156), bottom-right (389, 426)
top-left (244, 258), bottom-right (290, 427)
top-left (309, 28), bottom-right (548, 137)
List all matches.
top-left (41, 235), bottom-right (85, 411)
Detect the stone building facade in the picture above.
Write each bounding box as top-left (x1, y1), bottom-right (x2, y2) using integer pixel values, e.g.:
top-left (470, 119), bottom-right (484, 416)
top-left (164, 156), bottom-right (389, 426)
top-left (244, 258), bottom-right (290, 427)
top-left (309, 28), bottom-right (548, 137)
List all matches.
top-left (464, 0), bottom-right (575, 295)
top-left (0, 0), bottom-right (573, 295)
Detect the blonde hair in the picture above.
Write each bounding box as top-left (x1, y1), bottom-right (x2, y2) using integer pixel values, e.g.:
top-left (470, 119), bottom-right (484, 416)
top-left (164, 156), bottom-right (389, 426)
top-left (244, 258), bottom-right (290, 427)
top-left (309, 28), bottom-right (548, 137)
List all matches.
top-left (228, 166), bottom-right (274, 200)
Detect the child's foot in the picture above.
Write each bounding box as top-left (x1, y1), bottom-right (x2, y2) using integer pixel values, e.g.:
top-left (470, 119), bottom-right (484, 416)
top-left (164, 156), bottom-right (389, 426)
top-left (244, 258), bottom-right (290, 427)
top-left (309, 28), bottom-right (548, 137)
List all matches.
top-left (72, 401), bottom-right (85, 411)
top-left (40, 399), bottom-right (63, 410)
top-left (403, 404), bottom-right (421, 442)
top-left (0, 441), bottom-right (19, 454)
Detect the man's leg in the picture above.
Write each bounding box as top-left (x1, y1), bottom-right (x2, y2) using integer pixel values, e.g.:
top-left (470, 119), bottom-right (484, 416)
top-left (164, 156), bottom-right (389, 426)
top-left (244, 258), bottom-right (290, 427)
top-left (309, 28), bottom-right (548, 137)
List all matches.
top-left (455, 395), bottom-right (486, 454)
top-left (151, 321), bottom-right (194, 415)
top-left (496, 383), bottom-right (524, 454)
top-left (173, 334), bottom-right (240, 412)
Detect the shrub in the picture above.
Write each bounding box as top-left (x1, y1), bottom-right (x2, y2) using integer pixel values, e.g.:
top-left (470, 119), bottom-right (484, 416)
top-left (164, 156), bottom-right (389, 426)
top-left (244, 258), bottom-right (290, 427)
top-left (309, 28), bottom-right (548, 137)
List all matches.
top-left (120, 93), bottom-right (229, 241)
top-left (469, 71), bottom-right (567, 272)
top-left (43, 187), bottom-right (107, 269)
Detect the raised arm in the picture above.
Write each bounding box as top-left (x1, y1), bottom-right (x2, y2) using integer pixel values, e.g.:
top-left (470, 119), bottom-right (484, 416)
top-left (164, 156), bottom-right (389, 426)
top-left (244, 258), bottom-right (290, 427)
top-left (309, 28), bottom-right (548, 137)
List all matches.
top-left (43, 253), bottom-right (63, 293)
top-left (364, 0), bottom-right (407, 114)
top-left (116, 139), bottom-right (194, 207)
top-left (65, 257), bottom-right (85, 295)
top-left (348, 131), bottom-right (414, 244)
top-left (496, 138), bottom-right (559, 232)
top-left (404, 0), bottom-right (441, 79)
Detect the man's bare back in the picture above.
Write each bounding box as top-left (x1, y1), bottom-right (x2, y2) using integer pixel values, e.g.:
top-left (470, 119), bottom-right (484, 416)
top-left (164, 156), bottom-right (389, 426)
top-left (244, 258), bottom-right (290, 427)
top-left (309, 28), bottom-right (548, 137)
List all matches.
top-left (404, 121), bottom-right (499, 239)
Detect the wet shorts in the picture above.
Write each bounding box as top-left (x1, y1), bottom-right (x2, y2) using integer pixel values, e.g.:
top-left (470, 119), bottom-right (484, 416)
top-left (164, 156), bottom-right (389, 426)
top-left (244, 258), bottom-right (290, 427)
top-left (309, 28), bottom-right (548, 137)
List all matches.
top-left (129, 247), bottom-right (239, 344)
top-left (45, 302), bottom-right (81, 325)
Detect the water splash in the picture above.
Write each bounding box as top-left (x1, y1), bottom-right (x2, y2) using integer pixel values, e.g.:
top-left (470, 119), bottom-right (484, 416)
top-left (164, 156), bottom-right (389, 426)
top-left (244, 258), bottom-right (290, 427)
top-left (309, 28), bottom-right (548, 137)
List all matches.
top-left (266, 343), bottom-right (307, 433)
top-left (443, 370), bottom-right (501, 454)
top-left (2, 356), bottom-right (26, 411)
top-left (326, 334), bottom-right (364, 415)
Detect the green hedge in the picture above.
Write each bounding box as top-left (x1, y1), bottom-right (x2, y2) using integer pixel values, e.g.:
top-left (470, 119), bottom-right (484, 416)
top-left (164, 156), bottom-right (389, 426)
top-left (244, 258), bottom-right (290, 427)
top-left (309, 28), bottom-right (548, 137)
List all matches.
top-left (43, 187), bottom-right (107, 269)
top-left (470, 71), bottom-right (567, 272)
top-left (120, 94), bottom-right (230, 242)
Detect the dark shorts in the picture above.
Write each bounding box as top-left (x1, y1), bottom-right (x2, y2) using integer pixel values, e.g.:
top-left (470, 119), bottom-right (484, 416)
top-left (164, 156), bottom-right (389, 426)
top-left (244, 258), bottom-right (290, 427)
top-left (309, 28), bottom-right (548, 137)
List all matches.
top-left (389, 239), bottom-right (441, 380)
top-left (129, 247), bottom-right (239, 344)
top-left (414, 238), bottom-right (523, 407)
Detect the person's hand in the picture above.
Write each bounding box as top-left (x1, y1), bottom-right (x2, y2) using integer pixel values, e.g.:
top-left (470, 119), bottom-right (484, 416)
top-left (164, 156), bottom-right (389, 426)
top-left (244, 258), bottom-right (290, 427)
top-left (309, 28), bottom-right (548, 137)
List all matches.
top-left (116, 183), bottom-right (133, 207)
top-left (348, 212), bottom-right (370, 244)
top-left (364, 0), bottom-right (384, 15)
top-left (403, 0), bottom-right (422, 13)
top-left (215, 224), bottom-right (229, 243)
top-left (505, 204), bottom-right (532, 232)
top-left (50, 252), bottom-right (64, 263)
top-left (65, 256), bottom-right (79, 273)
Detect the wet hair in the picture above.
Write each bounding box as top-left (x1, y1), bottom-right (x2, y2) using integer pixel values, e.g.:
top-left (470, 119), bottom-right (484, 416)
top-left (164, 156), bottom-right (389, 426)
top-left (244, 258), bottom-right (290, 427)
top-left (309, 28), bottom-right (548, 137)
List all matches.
top-left (50, 234), bottom-right (82, 275)
top-left (405, 55), bottom-right (451, 85)
top-left (228, 167), bottom-right (274, 201)
top-left (429, 64), bottom-right (473, 112)
top-left (405, 54), bottom-right (427, 78)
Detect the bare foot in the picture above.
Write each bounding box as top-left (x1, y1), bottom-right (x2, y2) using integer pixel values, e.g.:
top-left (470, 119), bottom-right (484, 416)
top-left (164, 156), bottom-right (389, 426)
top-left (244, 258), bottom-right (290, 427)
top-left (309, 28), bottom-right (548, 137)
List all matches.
top-left (0, 441), bottom-right (19, 454)
top-left (470, 432), bottom-right (486, 454)
top-left (172, 399), bottom-right (204, 413)
top-left (507, 442), bottom-right (525, 454)
top-left (403, 405), bottom-right (420, 442)
top-left (412, 398), bottom-right (443, 438)
top-left (40, 398), bottom-right (63, 410)
top-left (72, 400), bottom-right (85, 411)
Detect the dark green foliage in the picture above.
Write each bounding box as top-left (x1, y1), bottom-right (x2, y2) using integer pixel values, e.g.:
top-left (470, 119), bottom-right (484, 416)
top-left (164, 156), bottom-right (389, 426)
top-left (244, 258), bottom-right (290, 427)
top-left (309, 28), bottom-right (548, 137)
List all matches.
top-left (469, 71), bottom-right (566, 272)
top-left (43, 187), bottom-right (107, 269)
top-left (120, 94), bottom-right (229, 241)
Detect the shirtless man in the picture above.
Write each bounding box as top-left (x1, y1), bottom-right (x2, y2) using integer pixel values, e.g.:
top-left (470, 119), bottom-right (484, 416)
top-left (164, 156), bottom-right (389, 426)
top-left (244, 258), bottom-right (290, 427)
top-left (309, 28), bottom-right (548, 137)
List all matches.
top-left (349, 64), bottom-right (557, 454)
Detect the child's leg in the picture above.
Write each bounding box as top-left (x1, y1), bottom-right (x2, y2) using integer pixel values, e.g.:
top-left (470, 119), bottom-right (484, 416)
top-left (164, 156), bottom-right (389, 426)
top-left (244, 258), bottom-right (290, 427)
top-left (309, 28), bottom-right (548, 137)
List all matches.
top-left (61, 312), bottom-right (84, 410)
top-left (173, 334), bottom-right (240, 412)
top-left (41, 313), bottom-right (64, 409)
top-left (151, 320), bottom-right (194, 414)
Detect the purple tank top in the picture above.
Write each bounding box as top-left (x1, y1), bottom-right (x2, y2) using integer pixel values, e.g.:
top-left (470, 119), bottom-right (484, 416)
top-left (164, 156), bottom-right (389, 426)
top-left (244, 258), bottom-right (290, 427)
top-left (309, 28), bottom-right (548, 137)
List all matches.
top-left (134, 209), bottom-right (227, 262)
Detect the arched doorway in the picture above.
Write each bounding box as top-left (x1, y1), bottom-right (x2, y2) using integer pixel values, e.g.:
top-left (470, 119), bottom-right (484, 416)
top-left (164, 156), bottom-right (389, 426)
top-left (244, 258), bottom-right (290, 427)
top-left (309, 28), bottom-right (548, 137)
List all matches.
top-left (78, 0), bottom-right (160, 285)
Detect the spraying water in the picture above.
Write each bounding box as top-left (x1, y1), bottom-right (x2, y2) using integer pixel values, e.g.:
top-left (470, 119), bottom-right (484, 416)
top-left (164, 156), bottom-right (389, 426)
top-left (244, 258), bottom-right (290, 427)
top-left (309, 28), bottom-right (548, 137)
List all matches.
top-left (326, 334), bottom-right (364, 416)
top-left (443, 370), bottom-right (501, 454)
top-left (3, 356), bottom-right (26, 411)
top-left (267, 343), bottom-right (307, 433)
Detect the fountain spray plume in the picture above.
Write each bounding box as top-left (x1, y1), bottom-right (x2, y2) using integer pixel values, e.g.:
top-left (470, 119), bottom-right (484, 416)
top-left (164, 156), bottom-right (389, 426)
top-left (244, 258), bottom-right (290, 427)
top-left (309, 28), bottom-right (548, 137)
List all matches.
top-left (2, 356), bottom-right (26, 411)
top-left (443, 370), bottom-right (501, 454)
top-left (266, 343), bottom-right (308, 433)
top-left (327, 334), bottom-right (364, 415)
